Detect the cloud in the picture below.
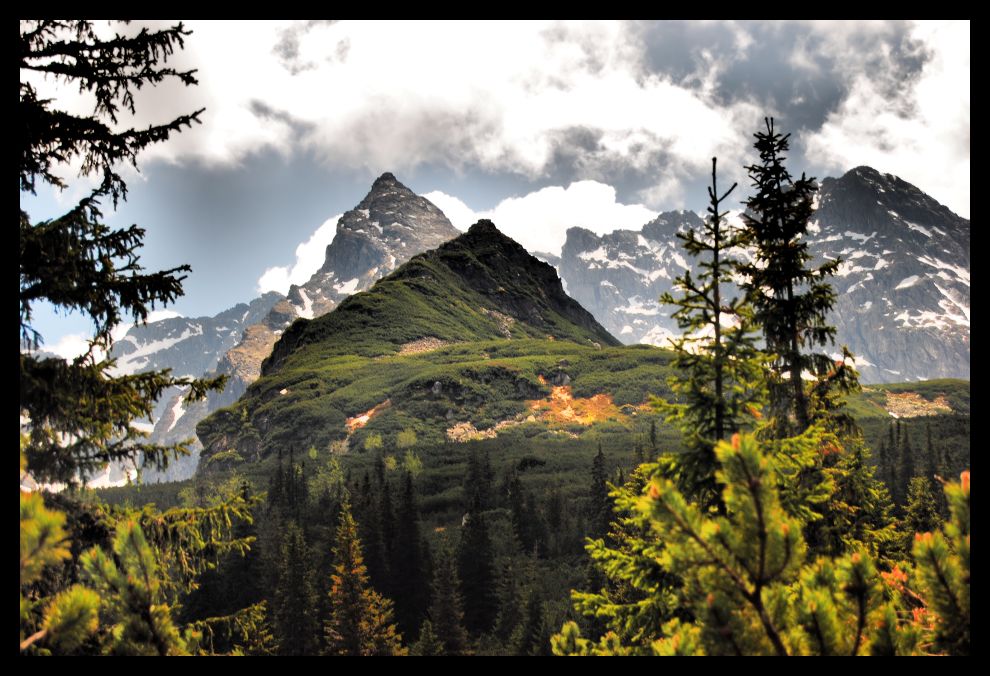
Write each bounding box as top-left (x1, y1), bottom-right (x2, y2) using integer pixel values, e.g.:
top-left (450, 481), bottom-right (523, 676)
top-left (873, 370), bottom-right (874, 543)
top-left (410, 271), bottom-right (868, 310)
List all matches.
top-left (59, 20), bottom-right (966, 219)
top-left (425, 180), bottom-right (656, 254)
top-left (43, 333), bottom-right (99, 360)
top-left (802, 21), bottom-right (969, 217)
top-left (257, 213), bottom-right (343, 294)
top-left (112, 21), bottom-right (762, 208)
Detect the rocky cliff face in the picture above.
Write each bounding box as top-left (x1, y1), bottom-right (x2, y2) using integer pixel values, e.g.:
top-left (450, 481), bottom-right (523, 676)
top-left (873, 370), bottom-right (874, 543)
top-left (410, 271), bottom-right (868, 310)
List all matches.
top-left (104, 292), bottom-right (283, 483)
top-left (808, 166), bottom-right (969, 382)
top-left (556, 168), bottom-right (969, 383)
top-left (559, 210), bottom-right (705, 348)
top-left (218, 172), bottom-right (461, 394)
top-left (108, 293), bottom-right (283, 425)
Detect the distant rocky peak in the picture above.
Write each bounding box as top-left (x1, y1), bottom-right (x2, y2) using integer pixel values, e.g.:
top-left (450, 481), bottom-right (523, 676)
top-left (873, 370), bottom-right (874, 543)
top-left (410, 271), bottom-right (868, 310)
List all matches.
top-left (641, 210), bottom-right (703, 241)
top-left (362, 171), bottom-right (416, 203)
top-left (371, 170), bottom-right (399, 189)
top-left (335, 172), bottom-right (456, 244)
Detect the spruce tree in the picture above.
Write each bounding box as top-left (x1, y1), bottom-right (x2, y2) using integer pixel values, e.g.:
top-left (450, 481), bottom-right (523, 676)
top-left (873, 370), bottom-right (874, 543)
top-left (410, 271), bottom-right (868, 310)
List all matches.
top-left (429, 537), bottom-right (471, 655)
top-left (19, 20), bottom-right (263, 656)
top-left (324, 502), bottom-right (406, 656)
top-left (458, 513), bottom-right (498, 635)
top-left (912, 471), bottom-right (969, 655)
top-left (900, 430), bottom-right (916, 503)
top-left (516, 592), bottom-right (550, 656)
top-left (737, 118), bottom-right (839, 436)
top-left (810, 440), bottom-right (900, 562)
top-left (355, 471), bottom-right (388, 590)
top-left (903, 477), bottom-right (941, 551)
top-left (410, 620), bottom-right (445, 656)
top-left (20, 20), bottom-right (225, 483)
top-left (464, 448), bottom-right (495, 512)
top-left (546, 484), bottom-right (564, 555)
top-left (391, 472), bottom-right (429, 636)
top-left (553, 433), bottom-right (924, 655)
top-left (271, 522), bottom-right (319, 655)
top-left (589, 442), bottom-right (610, 538)
top-left (494, 557), bottom-right (528, 645)
top-left (657, 157), bottom-right (766, 508)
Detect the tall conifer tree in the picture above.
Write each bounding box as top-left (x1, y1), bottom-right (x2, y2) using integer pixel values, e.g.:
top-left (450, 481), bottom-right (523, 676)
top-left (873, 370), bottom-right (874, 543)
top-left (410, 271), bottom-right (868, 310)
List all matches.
top-left (458, 513), bottom-right (498, 635)
top-left (324, 502), bottom-right (405, 656)
top-left (429, 537), bottom-right (471, 655)
top-left (392, 472), bottom-right (429, 636)
top-left (19, 20), bottom-right (263, 656)
top-left (272, 522), bottom-right (319, 655)
top-left (738, 118), bottom-right (839, 436)
top-left (589, 443), bottom-right (610, 537)
top-left (658, 157), bottom-right (765, 507)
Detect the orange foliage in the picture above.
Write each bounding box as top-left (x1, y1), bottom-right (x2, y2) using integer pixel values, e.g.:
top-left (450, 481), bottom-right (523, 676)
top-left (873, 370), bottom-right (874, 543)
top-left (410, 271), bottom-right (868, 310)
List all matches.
top-left (526, 386), bottom-right (626, 426)
top-left (345, 399), bottom-right (392, 433)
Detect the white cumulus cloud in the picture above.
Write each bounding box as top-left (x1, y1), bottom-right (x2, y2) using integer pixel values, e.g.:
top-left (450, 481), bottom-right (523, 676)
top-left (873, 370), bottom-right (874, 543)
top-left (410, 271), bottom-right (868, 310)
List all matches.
top-left (424, 180), bottom-right (656, 254)
top-left (257, 214), bottom-right (343, 294)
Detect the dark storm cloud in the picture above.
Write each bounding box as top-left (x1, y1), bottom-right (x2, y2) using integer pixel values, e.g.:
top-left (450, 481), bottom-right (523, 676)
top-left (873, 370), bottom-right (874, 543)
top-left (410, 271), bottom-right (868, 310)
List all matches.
top-left (633, 20), bottom-right (928, 132)
top-left (509, 20), bottom-right (941, 212)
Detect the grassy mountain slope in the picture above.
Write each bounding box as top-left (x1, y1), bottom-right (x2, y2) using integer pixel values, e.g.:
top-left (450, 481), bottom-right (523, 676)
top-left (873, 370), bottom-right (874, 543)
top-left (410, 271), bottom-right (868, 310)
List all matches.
top-left (198, 220), bottom-right (630, 465)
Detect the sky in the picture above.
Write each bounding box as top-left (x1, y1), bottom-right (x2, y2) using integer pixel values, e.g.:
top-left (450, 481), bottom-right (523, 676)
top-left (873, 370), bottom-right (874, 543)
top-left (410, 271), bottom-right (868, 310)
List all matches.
top-left (21, 20), bottom-right (970, 357)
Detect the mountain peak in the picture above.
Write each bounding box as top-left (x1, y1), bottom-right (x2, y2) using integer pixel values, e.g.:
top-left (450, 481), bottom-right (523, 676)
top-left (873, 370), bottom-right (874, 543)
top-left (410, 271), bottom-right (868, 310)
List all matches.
top-left (467, 218), bottom-right (499, 235)
top-left (849, 165), bottom-right (882, 178)
top-left (372, 171), bottom-right (399, 188)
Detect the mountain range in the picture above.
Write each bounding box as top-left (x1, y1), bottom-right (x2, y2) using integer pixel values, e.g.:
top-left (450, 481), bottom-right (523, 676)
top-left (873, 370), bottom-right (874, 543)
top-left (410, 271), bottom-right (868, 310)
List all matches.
top-left (107, 168), bottom-right (969, 481)
top-left (557, 167), bottom-right (969, 384)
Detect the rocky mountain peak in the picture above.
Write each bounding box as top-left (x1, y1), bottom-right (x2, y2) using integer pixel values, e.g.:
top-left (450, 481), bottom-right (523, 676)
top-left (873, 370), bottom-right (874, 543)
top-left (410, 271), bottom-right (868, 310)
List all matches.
top-left (466, 218), bottom-right (500, 237)
top-left (554, 165), bottom-right (968, 384)
top-left (371, 170), bottom-right (399, 188)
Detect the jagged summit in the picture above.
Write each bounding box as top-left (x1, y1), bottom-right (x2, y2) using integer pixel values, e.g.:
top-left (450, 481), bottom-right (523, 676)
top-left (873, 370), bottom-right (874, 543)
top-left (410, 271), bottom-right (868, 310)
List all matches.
top-left (555, 166), bottom-right (968, 383)
top-left (466, 218), bottom-right (498, 235)
top-left (360, 171), bottom-right (416, 203)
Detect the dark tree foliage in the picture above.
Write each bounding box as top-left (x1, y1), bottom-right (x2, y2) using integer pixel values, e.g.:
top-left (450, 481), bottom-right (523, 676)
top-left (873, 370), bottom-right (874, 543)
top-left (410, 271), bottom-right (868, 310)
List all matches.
top-left (508, 472), bottom-right (547, 557)
top-left (272, 522), bottom-right (319, 656)
top-left (429, 537), bottom-right (471, 655)
top-left (378, 477), bottom-right (396, 596)
top-left (20, 21), bottom-right (203, 204)
top-left (411, 620), bottom-right (445, 656)
top-left (738, 118), bottom-right (840, 437)
top-left (324, 502), bottom-right (405, 656)
top-left (19, 21), bottom-right (267, 656)
top-left (20, 19), bottom-right (224, 484)
top-left (391, 472), bottom-right (430, 636)
top-left (588, 442), bottom-right (610, 538)
top-left (904, 477), bottom-right (941, 551)
top-left (494, 557), bottom-right (527, 645)
top-left (517, 592), bottom-right (550, 656)
top-left (458, 513), bottom-right (498, 635)
top-left (464, 448), bottom-right (495, 512)
top-left (901, 431), bottom-right (916, 489)
top-left (354, 471), bottom-right (388, 589)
